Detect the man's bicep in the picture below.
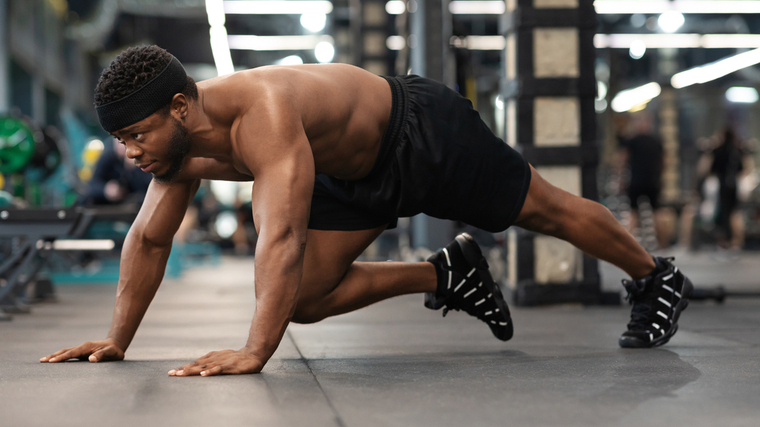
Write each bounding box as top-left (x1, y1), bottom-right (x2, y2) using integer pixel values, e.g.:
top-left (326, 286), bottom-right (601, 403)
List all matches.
top-left (132, 178), bottom-right (200, 246)
top-left (250, 147), bottom-right (314, 239)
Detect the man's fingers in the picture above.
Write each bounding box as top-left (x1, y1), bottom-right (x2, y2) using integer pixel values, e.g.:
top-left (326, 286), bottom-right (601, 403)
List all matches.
top-left (176, 364), bottom-right (207, 376)
top-left (43, 348), bottom-right (80, 363)
top-left (40, 348), bottom-right (73, 362)
top-left (201, 366), bottom-right (223, 376)
top-left (89, 347), bottom-right (111, 362)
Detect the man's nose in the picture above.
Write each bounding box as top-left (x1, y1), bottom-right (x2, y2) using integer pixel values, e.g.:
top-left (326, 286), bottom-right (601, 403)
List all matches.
top-left (125, 143), bottom-right (142, 159)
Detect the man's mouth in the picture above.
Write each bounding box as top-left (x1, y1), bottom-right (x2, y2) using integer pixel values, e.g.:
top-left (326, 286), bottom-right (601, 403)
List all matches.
top-left (138, 162), bottom-right (156, 173)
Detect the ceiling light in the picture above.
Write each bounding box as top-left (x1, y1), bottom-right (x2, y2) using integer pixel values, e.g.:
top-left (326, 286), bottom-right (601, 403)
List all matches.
top-left (726, 87), bottom-right (759, 103)
top-left (611, 83), bottom-right (661, 113)
top-left (658, 11), bottom-right (684, 33)
top-left (275, 55), bottom-right (304, 65)
top-left (314, 41), bottom-right (335, 63)
top-left (594, 0), bottom-right (760, 15)
top-left (594, 34), bottom-right (760, 49)
top-left (386, 35), bottom-right (406, 51)
top-left (629, 40), bottom-right (646, 59)
top-left (450, 35), bottom-right (505, 50)
top-left (227, 35), bottom-right (334, 51)
top-left (206, 0), bottom-right (234, 76)
top-left (300, 12), bottom-right (326, 32)
top-left (597, 81), bottom-right (608, 100)
top-left (448, 1), bottom-right (505, 14)
top-left (672, 48), bottom-right (760, 89)
top-left (386, 1), bottom-right (406, 15)
top-left (224, 1), bottom-right (333, 14)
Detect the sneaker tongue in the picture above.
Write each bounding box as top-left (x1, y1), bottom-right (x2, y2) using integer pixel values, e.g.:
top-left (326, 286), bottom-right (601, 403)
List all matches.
top-left (623, 278), bottom-right (650, 299)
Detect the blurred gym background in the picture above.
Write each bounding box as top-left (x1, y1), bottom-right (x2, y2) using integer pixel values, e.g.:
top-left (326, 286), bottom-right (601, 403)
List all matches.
top-left (3, 0), bottom-right (760, 317)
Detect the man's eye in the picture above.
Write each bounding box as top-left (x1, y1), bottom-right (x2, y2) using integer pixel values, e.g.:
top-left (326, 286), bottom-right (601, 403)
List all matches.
top-left (132, 133), bottom-right (143, 140)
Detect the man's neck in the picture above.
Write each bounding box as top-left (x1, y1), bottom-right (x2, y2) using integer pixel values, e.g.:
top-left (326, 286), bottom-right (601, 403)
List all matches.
top-left (184, 90), bottom-right (233, 161)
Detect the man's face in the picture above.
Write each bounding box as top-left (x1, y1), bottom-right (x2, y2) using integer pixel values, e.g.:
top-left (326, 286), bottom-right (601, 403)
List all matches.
top-left (153, 118), bottom-right (191, 183)
top-left (112, 111), bottom-right (191, 183)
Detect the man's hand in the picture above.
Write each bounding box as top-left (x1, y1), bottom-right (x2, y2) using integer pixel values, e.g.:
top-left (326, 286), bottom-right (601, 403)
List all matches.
top-left (168, 349), bottom-right (264, 377)
top-left (40, 339), bottom-right (125, 363)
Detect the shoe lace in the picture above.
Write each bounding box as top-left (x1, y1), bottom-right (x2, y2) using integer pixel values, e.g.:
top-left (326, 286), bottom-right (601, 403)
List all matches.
top-left (622, 278), bottom-right (653, 330)
top-left (441, 292), bottom-right (490, 322)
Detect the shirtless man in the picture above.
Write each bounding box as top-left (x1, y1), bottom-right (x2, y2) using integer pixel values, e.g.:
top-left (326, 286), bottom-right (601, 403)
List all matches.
top-left (40, 46), bottom-right (693, 376)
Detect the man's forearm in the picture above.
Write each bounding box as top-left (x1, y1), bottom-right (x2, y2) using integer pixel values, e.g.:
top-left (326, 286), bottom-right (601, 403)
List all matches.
top-left (106, 231), bottom-right (173, 351)
top-left (244, 237), bottom-right (305, 363)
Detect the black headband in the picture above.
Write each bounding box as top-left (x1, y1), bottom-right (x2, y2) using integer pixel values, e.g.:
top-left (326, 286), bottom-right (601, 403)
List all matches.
top-left (96, 56), bottom-right (188, 132)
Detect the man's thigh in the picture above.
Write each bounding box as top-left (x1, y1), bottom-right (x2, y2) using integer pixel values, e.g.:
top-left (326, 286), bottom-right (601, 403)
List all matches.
top-left (299, 226), bottom-right (387, 300)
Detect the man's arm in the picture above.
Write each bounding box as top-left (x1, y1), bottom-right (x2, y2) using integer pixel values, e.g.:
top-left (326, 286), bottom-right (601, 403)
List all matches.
top-left (41, 178), bottom-right (200, 363)
top-left (171, 96), bottom-right (314, 377)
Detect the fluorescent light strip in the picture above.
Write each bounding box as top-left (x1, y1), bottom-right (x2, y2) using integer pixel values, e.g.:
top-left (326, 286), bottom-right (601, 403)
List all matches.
top-left (726, 86), bottom-right (759, 103)
top-left (224, 1), bottom-right (333, 14)
top-left (672, 47), bottom-right (760, 88)
top-left (52, 240), bottom-right (116, 251)
top-left (228, 35), bottom-right (335, 51)
top-left (386, 35), bottom-right (506, 51)
top-left (386, 1), bottom-right (505, 15)
top-left (611, 82), bottom-right (661, 113)
top-left (594, 0), bottom-right (760, 15)
top-left (449, 1), bottom-right (505, 15)
top-left (595, 34), bottom-right (760, 49)
top-left (386, 0), bottom-right (405, 15)
top-left (452, 35), bottom-right (506, 50)
top-left (206, 0), bottom-right (234, 76)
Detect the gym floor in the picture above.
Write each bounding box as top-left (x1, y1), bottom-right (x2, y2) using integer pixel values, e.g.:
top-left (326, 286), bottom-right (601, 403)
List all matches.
top-left (2, 252), bottom-right (760, 427)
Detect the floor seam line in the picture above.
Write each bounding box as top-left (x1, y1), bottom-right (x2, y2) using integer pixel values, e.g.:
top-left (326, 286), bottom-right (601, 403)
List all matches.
top-left (287, 330), bottom-right (347, 427)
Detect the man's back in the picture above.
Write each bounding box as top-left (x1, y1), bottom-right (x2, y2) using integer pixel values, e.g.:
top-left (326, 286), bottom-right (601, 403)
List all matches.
top-left (199, 64), bottom-right (392, 181)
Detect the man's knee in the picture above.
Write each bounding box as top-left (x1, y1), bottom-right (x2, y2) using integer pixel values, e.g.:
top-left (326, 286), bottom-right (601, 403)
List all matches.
top-left (291, 303), bottom-right (325, 324)
top-left (292, 294), bottom-right (335, 324)
top-left (290, 272), bottom-right (343, 324)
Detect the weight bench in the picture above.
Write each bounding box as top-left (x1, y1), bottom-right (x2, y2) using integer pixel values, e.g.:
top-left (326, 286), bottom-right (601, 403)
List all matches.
top-left (0, 205), bottom-right (138, 321)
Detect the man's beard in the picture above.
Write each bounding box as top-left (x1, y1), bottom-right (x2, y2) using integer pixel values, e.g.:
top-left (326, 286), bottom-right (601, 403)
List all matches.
top-left (153, 118), bottom-right (191, 183)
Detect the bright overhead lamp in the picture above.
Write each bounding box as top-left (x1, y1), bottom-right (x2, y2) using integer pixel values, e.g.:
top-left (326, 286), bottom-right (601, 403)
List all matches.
top-left (386, 0), bottom-right (505, 15)
top-left (227, 35), bottom-right (334, 51)
top-left (449, 35), bottom-right (506, 50)
top-left (385, 0), bottom-right (406, 15)
top-left (314, 41), bottom-right (335, 63)
top-left (726, 87), bottom-right (759, 103)
top-left (300, 12), bottom-right (327, 32)
top-left (671, 48), bottom-right (760, 89)
top-left (594, 0), bottom-right (760, 15)
top-left (386, 35), bottom-right (406, 50)
top-left (52, 239), bottom-right (116, 251)
top-left (206, 0), bottom-right (234, 76)
top-left (224, 1), bottom-right (333, 15)
top-left (449, 1), bottom-right (505, 14)
top-left (611, 82), bottom-right (661, 113)
top-left (658, 11), bottom-right (685, 33)
top-left (701, 35), bottom-right (760, 49)
top-left (629, 40), bottom-right (646, 59)
top-left (594, 34), bottom-right (760, 49)
top-left (275, 55), bottom-right (304, 65)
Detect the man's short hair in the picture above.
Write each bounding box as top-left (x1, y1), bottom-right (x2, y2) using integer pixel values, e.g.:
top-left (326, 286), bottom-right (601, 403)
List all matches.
top-left (94, 45), bottom-right (198, 111)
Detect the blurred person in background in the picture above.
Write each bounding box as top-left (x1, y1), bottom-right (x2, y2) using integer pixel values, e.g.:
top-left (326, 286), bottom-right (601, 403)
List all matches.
top-left (618, 112), bottom-right (667, 248)
top-left (704, 127), bottom-right (751, 250)
top-left (82, 138), bottom-right (152, 206)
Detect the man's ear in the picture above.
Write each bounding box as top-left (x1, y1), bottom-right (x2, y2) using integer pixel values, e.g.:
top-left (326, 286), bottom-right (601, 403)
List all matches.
top-left (170, 93), bottom-right (189, 120)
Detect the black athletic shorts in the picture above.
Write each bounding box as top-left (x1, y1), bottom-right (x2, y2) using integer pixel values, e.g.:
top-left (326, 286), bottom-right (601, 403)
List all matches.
top-left (628, 185), bottom-right (661, 210)
top-left (307, 75), bottom-right (531, 233)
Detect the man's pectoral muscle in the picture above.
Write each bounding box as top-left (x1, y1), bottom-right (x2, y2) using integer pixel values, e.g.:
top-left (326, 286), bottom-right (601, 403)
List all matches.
top-left (40, 178), bottom-right (200, 363)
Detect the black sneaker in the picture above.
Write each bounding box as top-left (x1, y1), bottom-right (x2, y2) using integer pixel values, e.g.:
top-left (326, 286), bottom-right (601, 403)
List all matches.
top-left (619, 257), bottom-right (693, 348)
top-left (425, 233), bottom-right (513, 341)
